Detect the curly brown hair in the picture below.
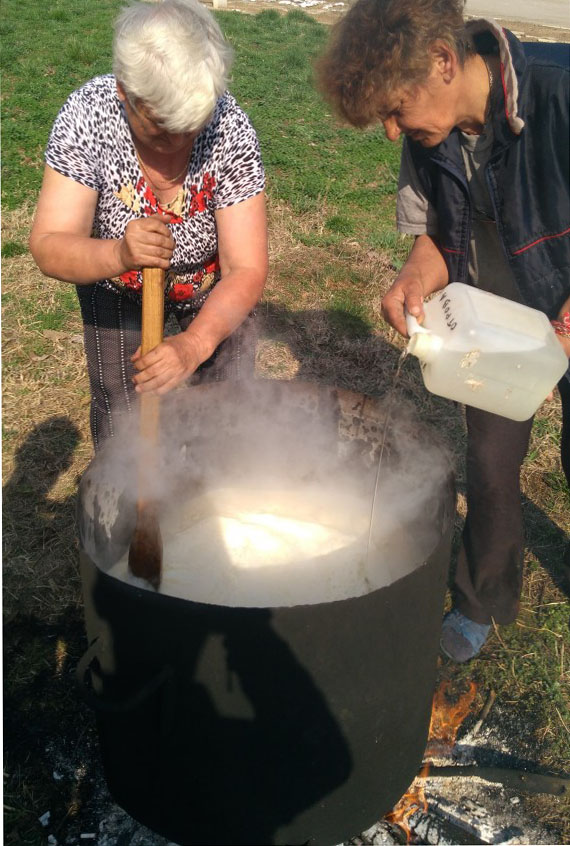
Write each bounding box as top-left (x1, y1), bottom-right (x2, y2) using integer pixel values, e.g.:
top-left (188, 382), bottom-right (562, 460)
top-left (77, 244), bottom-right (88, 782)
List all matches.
top-left (316, 0), bottom-right (473, 127)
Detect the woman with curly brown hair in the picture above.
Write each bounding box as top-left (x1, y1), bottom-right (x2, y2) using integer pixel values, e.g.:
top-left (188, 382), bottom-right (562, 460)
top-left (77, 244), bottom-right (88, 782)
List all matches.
top-left (318, 0), bottom-right (570, 662)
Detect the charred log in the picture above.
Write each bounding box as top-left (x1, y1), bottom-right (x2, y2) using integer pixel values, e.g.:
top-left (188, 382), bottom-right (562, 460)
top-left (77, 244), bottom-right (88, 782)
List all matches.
top-left (419, 766), bottom-right (570, 796)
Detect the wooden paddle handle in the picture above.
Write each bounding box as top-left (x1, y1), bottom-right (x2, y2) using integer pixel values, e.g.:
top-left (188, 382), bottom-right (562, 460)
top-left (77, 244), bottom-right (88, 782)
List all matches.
top-left (141, 267), bottom-right (165, 355)
top-left (139, 268), bottom-right (165, 447)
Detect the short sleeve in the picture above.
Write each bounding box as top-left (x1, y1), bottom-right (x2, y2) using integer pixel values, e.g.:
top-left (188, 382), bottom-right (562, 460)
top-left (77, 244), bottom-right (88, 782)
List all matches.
top-left (214, 104), bottom-right (265, 210)
top-left (396, 139), bottom-right (439, 236)
top-left (45, 85), bottom-right (101, 192)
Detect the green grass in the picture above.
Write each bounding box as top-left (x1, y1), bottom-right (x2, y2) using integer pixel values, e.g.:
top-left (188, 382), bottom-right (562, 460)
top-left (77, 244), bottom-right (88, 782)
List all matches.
top-left (8, 288), bottom-right (77, 334)
top-left (1, 3), bottom-right (569, 843)
top-left (448, 608), bottom-right (570, 763)
top-left (1, 0), bottom-right (118, 207)
top-left (222, 7), bottom-right (401, 237)
top-left (1, 1), bottom-right (402, 261)
top-left (1, 240), bottom-right (28, 257)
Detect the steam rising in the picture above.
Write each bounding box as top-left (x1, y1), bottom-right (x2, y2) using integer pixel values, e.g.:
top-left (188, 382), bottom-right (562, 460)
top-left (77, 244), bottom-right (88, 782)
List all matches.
top-left (79, 381), bottom-right (453, 607)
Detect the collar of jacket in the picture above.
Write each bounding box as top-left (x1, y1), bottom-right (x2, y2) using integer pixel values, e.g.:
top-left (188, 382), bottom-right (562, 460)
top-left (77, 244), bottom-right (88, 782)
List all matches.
top-left (466, 19), bottom-right (526, 139)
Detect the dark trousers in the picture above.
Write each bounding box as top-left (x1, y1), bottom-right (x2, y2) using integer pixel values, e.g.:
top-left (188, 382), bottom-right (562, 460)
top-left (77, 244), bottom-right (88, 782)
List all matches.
top-left (453, 374), bottom-right (570, 625)
top-left (77, 283), bottom-right (257, 450)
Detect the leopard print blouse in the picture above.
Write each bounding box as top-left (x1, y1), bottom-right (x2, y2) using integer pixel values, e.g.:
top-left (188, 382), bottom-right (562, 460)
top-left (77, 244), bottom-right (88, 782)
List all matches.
top-left (45, 75), bottom-right (265, 309)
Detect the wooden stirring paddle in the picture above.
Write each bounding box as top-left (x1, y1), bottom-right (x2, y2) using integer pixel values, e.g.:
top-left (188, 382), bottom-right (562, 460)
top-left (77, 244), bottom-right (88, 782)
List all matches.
top-left (128, 267), bottom-right (165, 590)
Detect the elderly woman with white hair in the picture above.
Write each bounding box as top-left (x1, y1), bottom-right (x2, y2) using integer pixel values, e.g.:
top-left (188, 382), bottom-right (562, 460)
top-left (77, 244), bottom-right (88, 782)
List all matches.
top-left (30, 0), bottom-right (267, 449)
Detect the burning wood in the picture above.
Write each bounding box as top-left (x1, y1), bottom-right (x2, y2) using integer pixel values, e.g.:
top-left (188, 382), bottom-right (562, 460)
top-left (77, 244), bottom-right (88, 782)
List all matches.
top-left (426, 679), bottom-right (478, 755)
top-left (384, 764), bottom-right (429, 842)
top-left (374, 681), bottom-right (477, 843)
top-left (381, 681), bottom-right (479, 841)
top-left (369, 680), bottom-right (568, 846)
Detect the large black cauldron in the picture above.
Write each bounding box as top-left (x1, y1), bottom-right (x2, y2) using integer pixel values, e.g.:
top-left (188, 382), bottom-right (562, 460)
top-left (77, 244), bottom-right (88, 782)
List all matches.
top-left (77, 380), bottom-right (454, 846)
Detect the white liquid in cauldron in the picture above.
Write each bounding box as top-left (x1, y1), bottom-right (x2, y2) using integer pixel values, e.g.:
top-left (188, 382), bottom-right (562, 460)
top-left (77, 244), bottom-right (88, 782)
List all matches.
top-left (108, 486), bottom-right (434, 607)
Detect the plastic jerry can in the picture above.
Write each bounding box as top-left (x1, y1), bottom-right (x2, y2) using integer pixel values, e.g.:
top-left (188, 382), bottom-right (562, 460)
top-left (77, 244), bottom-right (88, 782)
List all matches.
top-left (406, 283), bottom-right (568, 421)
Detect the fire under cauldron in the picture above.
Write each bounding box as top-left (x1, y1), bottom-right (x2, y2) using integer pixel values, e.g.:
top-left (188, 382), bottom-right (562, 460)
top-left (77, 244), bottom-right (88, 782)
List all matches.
top-left (77, 380), bottom-right (455, 846)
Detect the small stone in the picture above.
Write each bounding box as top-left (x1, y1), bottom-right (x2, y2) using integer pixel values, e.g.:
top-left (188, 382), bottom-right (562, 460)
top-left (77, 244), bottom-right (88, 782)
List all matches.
top-left (39, 811), bottom-right (51, 827)
top-left (47, 836), bottom-right (58, 846)
top-left (510, 796), bottom-right (521, 805)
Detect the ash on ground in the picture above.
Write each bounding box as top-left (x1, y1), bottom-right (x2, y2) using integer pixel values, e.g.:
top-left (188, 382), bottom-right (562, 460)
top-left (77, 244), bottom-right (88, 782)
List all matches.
top-left (38, 701), bottom-right (566, 846)
top-left (345, 703), bottom-right (567, 846)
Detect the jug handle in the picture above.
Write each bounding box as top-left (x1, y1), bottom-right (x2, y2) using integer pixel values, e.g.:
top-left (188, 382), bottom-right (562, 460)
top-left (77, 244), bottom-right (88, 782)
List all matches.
top-left (405, 309), bottom-right (430, 338)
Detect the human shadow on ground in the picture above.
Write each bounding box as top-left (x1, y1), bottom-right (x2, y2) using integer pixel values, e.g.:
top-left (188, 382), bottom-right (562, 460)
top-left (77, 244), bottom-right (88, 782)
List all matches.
top-left (2, 416), bottom-right (103, 844)
top-left (258, 301), bottom-right (409, 400)
top-left (2, 415), bottom-right (83, 620)
top-left (523, 495), bottom-right (570, 600)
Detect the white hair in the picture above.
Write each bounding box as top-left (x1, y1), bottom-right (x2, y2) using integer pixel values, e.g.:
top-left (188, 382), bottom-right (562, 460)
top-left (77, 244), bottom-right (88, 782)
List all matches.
top-left (113, 0), bottom-right (233, 133)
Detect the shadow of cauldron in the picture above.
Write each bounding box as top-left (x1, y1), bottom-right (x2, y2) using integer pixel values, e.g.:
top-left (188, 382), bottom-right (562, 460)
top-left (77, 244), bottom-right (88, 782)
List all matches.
top-left (76, 380), bottom-right (455, 846)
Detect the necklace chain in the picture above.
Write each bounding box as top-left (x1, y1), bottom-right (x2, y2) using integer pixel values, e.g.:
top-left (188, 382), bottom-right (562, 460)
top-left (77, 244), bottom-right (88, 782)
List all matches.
top-left (136, 149), bottom-right (191, 191)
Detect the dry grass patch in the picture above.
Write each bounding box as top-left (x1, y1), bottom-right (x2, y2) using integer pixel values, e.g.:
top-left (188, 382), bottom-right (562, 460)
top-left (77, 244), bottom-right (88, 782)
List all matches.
top-left (2, 208), bottom-right (92, 623)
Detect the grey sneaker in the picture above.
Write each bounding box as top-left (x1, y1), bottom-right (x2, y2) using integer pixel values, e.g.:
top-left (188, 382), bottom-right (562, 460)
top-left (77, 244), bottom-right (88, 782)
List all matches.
top-left (440, 609), bottom-right (491, 662)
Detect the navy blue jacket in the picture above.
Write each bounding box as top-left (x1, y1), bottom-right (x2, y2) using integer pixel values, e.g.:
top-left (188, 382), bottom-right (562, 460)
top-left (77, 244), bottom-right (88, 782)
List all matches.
top-left (407, 28), bottom-right (570, 320)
